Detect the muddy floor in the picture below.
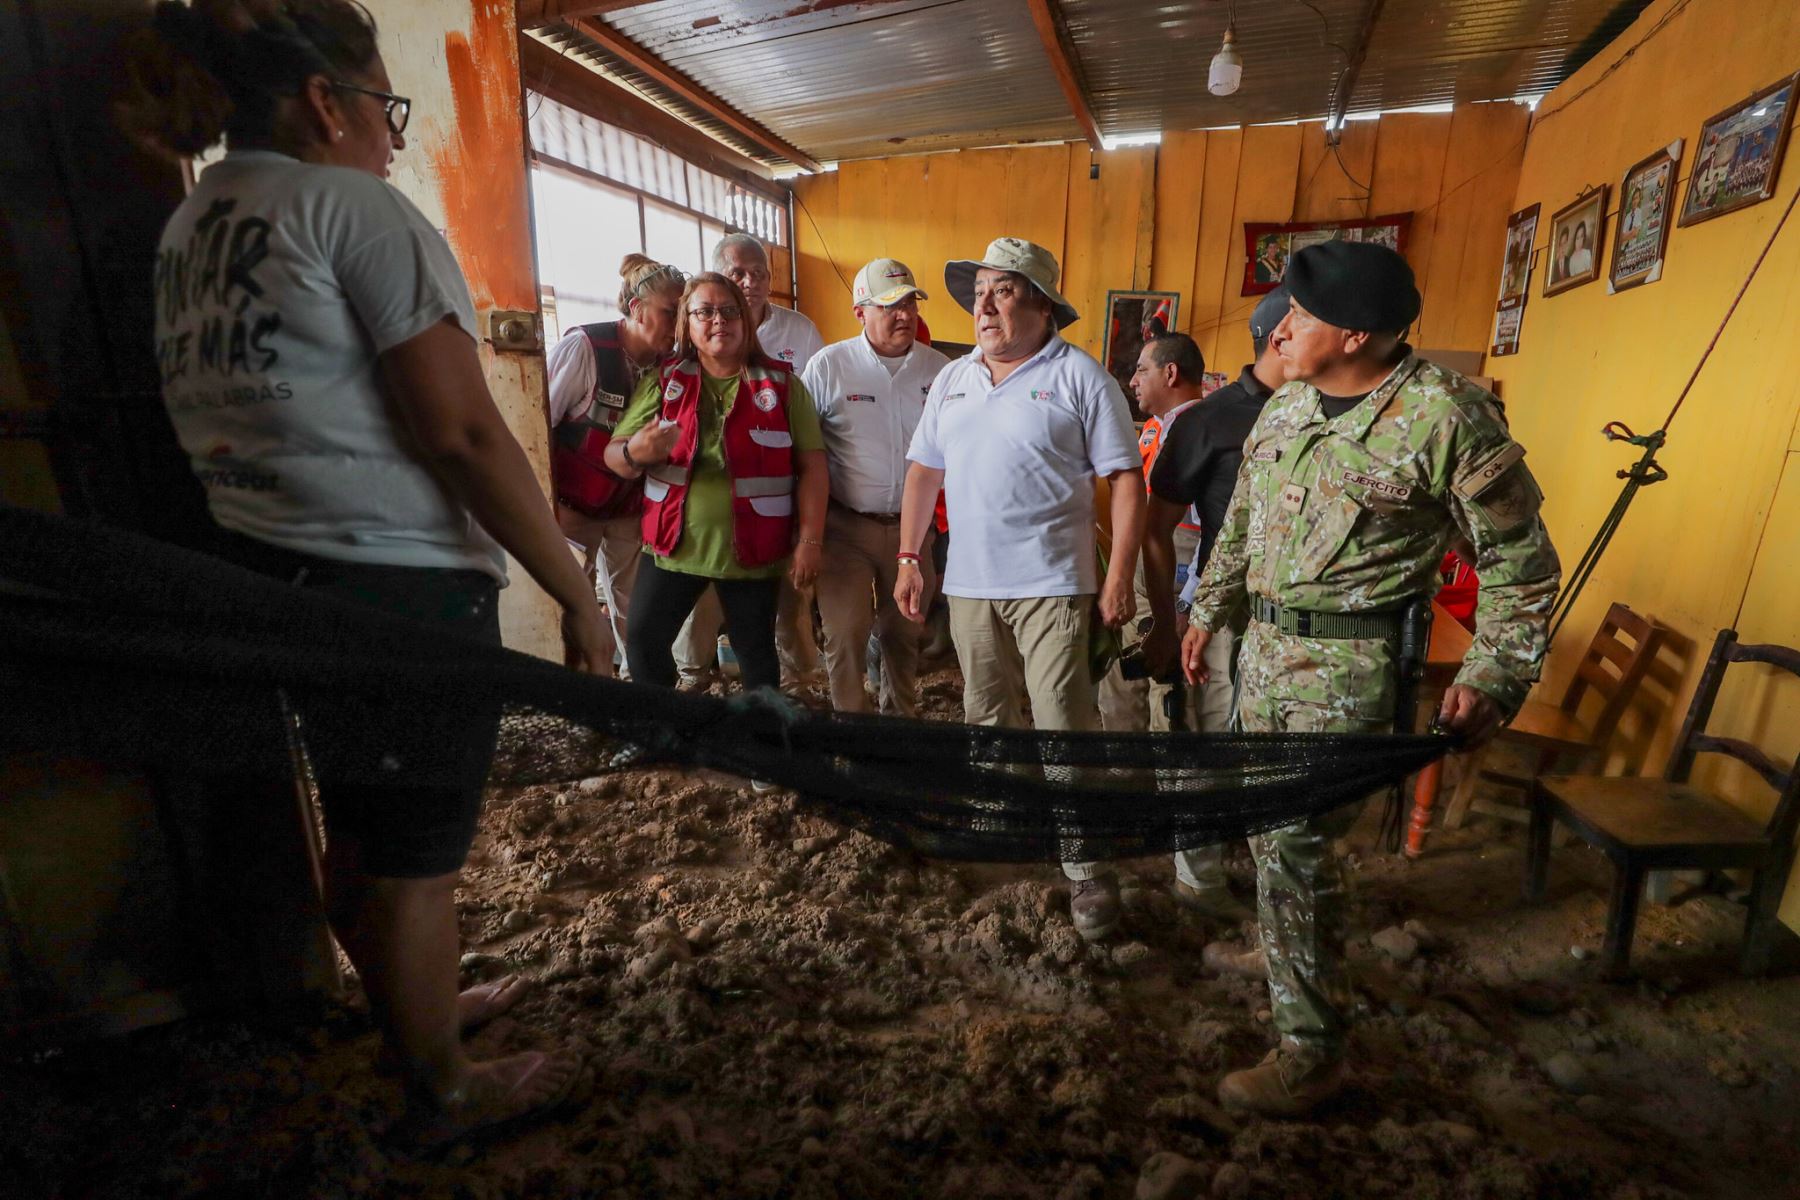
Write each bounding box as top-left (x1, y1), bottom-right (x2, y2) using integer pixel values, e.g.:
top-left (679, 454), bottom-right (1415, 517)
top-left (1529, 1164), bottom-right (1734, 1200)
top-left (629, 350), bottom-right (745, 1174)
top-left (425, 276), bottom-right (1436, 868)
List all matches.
top-left (6, 666), bottom-right (1799, 1199)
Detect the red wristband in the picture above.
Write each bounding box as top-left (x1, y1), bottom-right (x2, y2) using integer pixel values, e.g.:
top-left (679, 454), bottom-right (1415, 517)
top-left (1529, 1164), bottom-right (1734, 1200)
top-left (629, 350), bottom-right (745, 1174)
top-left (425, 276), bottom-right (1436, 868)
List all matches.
top-left (896, 552), bottom-right (921, 564)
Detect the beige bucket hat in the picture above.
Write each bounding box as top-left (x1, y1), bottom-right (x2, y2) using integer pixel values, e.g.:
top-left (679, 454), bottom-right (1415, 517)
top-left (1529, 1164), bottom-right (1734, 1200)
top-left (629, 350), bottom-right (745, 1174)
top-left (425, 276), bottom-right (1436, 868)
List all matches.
top-left (944, 237), bottom-right (1079, 329)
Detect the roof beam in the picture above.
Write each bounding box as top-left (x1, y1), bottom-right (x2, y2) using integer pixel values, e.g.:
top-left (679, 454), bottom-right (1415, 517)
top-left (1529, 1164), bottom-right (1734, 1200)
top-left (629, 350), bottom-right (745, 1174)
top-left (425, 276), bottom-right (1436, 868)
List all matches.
top-left (516, 1), bottom-right (662, 27)
top-left (568, 17), bottom-right (824, 173)
top-left (1025, 0), bottom-right (1103, 152)
top-left (1326, 0), bottom-right (1388, 142)
top-left (518, 35), bottom-right (785, 197)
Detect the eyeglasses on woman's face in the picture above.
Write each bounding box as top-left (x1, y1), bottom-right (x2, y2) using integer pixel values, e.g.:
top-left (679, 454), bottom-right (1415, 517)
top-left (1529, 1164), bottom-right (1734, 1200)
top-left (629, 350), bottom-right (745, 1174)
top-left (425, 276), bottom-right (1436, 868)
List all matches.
top-left (688, 304), bottom-right (744, 324)
top-left (332, 81), bottom-right (412, 136)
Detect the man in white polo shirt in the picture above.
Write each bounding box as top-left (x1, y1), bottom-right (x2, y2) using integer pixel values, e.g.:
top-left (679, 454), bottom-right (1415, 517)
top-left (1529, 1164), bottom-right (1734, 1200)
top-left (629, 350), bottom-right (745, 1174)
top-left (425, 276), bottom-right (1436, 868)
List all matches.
top-left (896, 237), bottom-right (1145, 942)
top-left (804, 258), bottom-right (951, 716)
top-left (675, 232), bottom-right (827, 690)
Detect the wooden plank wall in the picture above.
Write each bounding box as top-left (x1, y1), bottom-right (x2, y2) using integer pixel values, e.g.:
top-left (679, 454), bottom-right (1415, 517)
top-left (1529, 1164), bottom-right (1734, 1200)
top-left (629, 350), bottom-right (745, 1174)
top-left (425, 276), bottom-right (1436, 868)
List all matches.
top-left (792, 104), bottom-right (1529, 375)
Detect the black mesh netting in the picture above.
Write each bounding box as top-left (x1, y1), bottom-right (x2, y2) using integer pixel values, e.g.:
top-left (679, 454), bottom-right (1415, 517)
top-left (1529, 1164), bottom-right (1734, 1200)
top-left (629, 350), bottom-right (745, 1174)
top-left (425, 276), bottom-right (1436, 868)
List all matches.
top-left (1, 505), bottom-right (1457, 862)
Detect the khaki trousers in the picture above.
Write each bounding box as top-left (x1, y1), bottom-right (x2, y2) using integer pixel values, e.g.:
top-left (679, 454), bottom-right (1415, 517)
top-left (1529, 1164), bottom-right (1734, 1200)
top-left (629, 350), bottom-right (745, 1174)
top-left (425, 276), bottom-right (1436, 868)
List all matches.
top-left (1172, 623), bottom-right (1236, 891)
top-left (576, 516), bottom-right (644, 677)
top-left (948, 594), bottom-right (1099, 881)
top-left (815, 506), bottom-right (932, 716)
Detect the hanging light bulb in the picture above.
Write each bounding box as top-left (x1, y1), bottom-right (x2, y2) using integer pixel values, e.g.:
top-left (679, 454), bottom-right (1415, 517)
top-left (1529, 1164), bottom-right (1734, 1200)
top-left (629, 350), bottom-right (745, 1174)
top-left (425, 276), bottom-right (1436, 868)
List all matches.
top-left (1209, 25), bottom-right (1242, 97)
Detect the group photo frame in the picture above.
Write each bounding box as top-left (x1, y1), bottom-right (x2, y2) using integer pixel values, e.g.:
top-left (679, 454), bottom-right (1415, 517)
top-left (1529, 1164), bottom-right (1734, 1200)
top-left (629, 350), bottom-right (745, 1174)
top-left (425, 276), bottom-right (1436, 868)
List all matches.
top-left (1544, 187), bottom-right (1607, 297)
top-left (1611, 141), bottom-right (1682, 291)
top-left (1239, 214), bottom-right (1411, 296)
top-left (1679, 71), bottom-right (1799, 226)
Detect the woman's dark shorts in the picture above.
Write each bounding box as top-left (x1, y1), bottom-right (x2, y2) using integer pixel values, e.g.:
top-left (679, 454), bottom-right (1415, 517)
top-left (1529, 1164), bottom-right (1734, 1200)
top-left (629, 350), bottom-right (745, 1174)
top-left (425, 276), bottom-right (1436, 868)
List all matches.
top-left (219, 533), bottom-right (502, 878)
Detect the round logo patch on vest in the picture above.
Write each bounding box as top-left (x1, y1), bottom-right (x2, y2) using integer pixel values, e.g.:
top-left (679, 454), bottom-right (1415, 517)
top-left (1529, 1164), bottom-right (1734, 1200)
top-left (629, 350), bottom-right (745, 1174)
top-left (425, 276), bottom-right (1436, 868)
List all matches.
top-left (663, 379), bottom-right (685, 403)
top-left (753, 385), bottom-right (779, 413)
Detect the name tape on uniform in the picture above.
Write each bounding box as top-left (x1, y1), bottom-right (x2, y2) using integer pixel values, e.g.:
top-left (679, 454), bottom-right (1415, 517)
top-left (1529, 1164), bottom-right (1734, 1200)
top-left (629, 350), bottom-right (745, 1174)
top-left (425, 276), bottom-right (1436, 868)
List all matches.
top-left (1341, 471), bottom-right (1412, 503)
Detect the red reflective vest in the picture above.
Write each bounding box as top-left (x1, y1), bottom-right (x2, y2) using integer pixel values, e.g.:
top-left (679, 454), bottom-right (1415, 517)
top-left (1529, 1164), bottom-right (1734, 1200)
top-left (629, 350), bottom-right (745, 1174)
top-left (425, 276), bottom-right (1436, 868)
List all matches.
top-left (551, 323), bottom-right (643, 519)
top-left (641, 355), bottom-right (796, 569)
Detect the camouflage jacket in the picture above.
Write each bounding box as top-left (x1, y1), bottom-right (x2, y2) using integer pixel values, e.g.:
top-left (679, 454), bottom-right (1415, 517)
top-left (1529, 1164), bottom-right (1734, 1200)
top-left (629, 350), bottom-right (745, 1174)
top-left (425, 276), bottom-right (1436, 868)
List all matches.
top-left (1189, 352), bottom-right (1561, 714)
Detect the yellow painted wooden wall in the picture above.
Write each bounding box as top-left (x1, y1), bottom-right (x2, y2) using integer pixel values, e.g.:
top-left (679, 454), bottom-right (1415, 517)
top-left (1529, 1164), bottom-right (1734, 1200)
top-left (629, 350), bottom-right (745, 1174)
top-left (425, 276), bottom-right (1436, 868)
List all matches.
top-left (792, 104), bottom-right (1528, 376)
top-left (1486, 0), bottom-right (1800, 928)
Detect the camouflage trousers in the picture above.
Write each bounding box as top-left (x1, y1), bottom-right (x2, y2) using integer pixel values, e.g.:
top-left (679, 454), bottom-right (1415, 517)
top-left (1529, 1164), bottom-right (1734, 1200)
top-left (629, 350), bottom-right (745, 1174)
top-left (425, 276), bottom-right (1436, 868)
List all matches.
top-left (1236, 619), bottom-right (1396, 1067)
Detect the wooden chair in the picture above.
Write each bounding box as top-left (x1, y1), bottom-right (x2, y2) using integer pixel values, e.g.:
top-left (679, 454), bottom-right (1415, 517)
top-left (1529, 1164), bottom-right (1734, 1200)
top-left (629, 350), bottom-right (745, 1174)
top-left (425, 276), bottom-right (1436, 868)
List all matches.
top-left (1523, 629), bottom-right (1800, 980)
top-left (1445, 603), bottom-right (1665, 833)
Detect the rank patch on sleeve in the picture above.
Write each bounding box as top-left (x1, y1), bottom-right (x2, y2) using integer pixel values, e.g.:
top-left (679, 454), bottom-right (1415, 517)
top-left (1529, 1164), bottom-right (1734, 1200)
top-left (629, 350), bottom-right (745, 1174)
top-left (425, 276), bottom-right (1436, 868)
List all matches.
top-left (1453, 442), bottom-right (1527, 501)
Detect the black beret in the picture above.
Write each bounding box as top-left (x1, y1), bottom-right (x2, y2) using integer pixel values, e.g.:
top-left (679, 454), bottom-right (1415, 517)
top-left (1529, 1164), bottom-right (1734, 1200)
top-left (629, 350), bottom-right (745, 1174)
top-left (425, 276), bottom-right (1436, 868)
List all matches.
top-left (1285, 241), bottom-right (1420, 333)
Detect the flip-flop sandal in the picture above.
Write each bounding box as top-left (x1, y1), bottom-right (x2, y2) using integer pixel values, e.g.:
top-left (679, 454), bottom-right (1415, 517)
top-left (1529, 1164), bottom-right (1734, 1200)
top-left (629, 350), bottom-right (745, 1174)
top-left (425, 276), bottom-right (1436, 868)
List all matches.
top-left (373, 975), bottom-right (537, 1077)
top-left (459, 974), bottom-right (531, 1032)
top-left (390, 1048), bottom-right (585, 1153)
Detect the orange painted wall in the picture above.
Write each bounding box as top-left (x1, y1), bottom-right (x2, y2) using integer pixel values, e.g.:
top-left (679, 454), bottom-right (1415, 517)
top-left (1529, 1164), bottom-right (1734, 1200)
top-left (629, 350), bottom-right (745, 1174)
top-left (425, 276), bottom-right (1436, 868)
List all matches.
top-left (1486, 0), bottom-right (1800, 927)
top-left (792, 105), bottom-right (1528, 376)
top-left (371, 0), bottom-right (561, 660)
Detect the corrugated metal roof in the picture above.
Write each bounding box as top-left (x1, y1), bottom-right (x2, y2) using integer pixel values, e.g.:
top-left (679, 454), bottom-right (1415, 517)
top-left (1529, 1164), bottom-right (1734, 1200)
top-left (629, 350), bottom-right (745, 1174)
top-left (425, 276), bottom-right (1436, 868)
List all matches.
top-left (530, 0), bottom-right (1650, 166)
top-left (529, 23), bottom-right (790, 168)
top-left (1060, 0), bottom-right (1366, 133)
top-left (591, 0), bottom-right (1080, 163)
top-left (1061, 0), bottom-right (1654, 133)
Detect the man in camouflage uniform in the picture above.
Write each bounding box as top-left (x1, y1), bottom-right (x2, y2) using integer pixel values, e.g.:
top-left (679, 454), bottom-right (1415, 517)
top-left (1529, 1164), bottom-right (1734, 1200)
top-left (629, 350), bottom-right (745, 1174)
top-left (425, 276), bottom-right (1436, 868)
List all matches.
top-left (1182, 241), bottom-right (1560, 1117)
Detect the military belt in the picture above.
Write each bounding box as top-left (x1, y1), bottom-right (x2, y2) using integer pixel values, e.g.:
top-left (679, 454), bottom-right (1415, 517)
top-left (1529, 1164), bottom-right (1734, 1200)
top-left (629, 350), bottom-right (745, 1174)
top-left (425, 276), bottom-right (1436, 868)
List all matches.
top-left (1250, 596), bottom-right (1405, 640)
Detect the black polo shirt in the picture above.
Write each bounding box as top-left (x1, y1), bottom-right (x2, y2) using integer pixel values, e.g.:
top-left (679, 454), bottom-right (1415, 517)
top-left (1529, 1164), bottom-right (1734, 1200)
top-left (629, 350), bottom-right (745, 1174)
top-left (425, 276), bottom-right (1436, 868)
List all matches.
top-left (1147, 366), bottom-right (1277, 571)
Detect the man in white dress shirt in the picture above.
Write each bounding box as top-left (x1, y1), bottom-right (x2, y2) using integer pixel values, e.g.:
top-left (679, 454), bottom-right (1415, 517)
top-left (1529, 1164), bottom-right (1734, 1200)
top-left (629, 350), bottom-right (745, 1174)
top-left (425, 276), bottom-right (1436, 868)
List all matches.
top-left (804, 259), bottom-right (951, 716)
top-left (675, 233), bottom-right (828, 689)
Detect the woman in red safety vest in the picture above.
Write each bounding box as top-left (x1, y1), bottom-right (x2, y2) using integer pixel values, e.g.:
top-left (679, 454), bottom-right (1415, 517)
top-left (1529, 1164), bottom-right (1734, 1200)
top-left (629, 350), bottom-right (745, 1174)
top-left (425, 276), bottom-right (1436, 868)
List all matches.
top-left (603, 273), bottom-right (829, 693)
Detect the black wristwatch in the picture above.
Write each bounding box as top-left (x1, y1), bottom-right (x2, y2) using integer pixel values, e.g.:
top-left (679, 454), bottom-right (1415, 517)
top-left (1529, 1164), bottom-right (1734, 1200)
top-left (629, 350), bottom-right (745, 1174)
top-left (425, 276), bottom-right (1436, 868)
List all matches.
top-left (1174, 598), bottom-right (1193, 617)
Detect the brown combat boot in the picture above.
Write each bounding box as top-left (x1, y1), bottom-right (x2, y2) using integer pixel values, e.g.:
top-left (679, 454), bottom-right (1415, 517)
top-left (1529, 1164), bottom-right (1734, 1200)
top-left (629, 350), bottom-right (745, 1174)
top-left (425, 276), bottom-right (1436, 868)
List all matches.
top-left (1070, 874), bottom-right (1121, 942)
top-left (1202, 940), bottom-right (1267, 980)
top-left (1173, 880), bottom-right (1255, 924)
top-left (1217, 1049), bottom-right (1345, 1118)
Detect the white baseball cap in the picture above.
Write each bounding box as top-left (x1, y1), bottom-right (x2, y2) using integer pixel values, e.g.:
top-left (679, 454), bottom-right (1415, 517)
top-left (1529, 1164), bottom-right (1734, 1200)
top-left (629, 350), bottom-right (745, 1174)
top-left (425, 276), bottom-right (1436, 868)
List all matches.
top-left (944, 237), bottom-right (1079, 329)
top-left (852, 258), bottom-right (928, 307)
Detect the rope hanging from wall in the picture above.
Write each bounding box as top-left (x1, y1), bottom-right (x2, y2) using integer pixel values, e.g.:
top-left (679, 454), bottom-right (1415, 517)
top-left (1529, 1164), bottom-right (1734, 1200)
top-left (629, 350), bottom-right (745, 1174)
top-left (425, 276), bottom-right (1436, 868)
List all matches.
top-left (1546, 176), bottom-right (1800, 645)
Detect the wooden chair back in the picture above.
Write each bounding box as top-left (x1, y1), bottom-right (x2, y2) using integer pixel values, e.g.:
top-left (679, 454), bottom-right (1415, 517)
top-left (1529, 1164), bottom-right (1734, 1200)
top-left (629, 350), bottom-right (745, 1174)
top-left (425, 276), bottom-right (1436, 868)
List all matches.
top-left (1665, 628), bottom-right (1800, 851)
top-left (1559, 602), bottom-right (1666, 743)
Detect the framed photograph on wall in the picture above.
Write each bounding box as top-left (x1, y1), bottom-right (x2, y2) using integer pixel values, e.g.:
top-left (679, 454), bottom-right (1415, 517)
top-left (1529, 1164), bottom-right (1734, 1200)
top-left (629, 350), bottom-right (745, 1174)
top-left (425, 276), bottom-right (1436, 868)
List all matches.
top-left (1611, 141), bottom-right (1682, 292)
top-left (1102, 290), bottom-right (1179, 420)
top-left (1239, 213), bottom-right (1412, 296)
top-left (1490, 301), bottom-right (1526, 358)
top-left (1544, 188), bottom-right (1607, 297)
top-left (1679, 72), bottom-right (1799, 226)
top-left (1495, 203), bottom-right (1539, 307)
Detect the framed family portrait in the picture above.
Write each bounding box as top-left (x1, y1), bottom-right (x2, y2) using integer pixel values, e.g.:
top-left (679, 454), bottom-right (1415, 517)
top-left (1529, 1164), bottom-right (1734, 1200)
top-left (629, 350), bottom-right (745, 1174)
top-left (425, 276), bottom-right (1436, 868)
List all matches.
top-left (1679, 72), bottom-right (1799, 226)
top-left (1611, 141), bottom-right (1682, 291)
top-left (1543, 188), bottom-right (1606, 297)
top-left (1102, 290), bottom-right (1179, 420)
top-left (1240, 214), bottom-right (1411, 295)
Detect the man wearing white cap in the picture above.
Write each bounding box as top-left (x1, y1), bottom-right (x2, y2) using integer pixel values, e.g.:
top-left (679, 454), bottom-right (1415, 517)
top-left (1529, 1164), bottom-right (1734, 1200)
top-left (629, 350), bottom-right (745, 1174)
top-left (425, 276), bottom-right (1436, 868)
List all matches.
top-left (675, 233), bottom-right (827, 690)
top-left (896, 237), bottom-right (1145, 941)
top-left (803, 259), bottom-right (951, 716)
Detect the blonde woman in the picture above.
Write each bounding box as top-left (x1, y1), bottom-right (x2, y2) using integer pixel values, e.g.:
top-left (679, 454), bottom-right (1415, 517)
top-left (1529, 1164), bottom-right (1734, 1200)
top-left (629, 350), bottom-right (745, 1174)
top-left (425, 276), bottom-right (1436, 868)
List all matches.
top-left (546, 253), bottom-right (685, 655)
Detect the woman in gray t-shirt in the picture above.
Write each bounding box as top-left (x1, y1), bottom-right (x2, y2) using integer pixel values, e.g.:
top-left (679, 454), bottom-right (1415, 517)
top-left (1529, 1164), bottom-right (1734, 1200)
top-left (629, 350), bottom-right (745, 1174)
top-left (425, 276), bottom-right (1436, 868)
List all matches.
top-left (125, 0), bottom-right (596, 1146)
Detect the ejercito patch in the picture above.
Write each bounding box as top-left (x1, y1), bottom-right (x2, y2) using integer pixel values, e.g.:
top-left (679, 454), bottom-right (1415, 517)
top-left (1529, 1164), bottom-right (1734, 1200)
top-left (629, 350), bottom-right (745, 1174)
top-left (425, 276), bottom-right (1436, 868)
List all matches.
top-left (1341, 471), bottom-right (1411, 502)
